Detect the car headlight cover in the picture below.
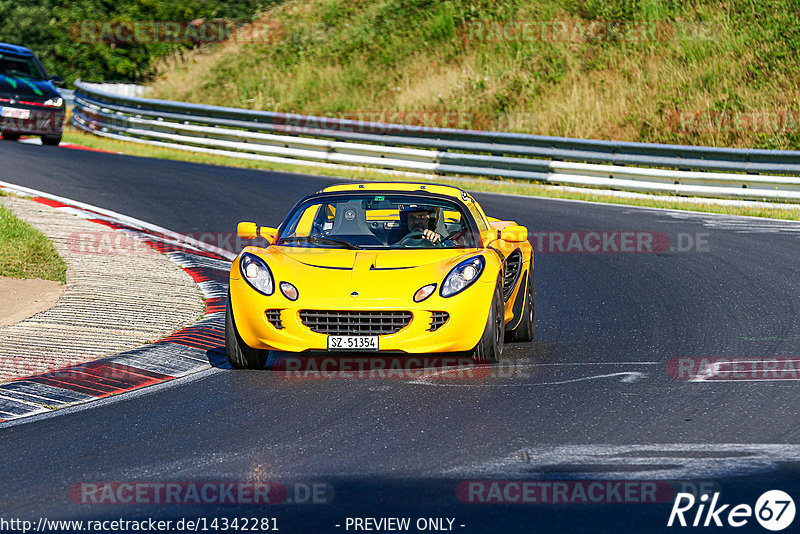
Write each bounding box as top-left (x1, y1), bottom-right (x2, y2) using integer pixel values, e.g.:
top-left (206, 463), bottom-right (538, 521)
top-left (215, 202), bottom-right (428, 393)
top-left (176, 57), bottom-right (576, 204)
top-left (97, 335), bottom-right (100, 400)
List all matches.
top-left (240, 253), bottom-right (274, 295)
top-left (43, 97), bottom-right (63, 108)
top-left (441, 256), bottom-right (485, 297)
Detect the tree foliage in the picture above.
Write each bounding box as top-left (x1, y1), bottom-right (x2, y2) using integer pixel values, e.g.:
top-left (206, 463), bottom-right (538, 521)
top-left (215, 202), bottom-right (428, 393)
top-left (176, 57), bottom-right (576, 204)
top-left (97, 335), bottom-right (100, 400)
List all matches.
top-left (0, 0), bottom-right (268, 83)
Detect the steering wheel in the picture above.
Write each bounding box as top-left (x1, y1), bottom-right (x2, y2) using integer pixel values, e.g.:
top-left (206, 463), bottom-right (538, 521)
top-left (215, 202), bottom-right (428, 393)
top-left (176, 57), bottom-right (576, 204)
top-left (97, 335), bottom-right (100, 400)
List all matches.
top-left (396, 230), bottom-right (446, 247)
top-left (444, 229), bottom-right (469, 246)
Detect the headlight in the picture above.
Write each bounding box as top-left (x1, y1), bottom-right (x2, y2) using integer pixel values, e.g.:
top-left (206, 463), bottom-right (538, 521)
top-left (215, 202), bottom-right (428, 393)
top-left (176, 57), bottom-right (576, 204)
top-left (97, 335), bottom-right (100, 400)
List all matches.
top-left (441, 256), bottom-right (485, 297)
top-left (43, 97), bottom-right (63, 108)
top-left (239, 253), bottom-right (274, 295)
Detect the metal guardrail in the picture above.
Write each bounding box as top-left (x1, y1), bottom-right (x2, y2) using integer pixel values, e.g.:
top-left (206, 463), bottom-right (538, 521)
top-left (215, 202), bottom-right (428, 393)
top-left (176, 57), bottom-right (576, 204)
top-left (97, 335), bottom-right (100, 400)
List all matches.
top-left (71, 79), bottom-right (800, 202)
top-left (60, 89), bottom-right (75, 105)
top-left (77, 82), bottom-right (150, 98)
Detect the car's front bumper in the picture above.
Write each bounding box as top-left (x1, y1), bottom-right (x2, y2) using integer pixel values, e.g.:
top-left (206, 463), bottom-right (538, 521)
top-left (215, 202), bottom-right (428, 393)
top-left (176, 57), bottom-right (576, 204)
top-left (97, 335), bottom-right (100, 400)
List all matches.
top-left (0, 105), bottom-right (65, 136)
top-left (229, 276), bottom-right (495, 354)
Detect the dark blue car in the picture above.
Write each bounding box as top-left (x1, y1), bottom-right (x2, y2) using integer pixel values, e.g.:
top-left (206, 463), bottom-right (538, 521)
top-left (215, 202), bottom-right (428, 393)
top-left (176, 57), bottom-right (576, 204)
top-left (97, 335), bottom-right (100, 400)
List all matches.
top-left (0, 42), bottom-right (65, 145)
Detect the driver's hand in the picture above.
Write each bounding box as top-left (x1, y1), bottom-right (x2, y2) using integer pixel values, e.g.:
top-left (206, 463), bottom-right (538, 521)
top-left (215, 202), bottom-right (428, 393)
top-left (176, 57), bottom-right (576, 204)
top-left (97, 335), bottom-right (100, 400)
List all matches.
top-left (422, 229), bottom-right (441, 243)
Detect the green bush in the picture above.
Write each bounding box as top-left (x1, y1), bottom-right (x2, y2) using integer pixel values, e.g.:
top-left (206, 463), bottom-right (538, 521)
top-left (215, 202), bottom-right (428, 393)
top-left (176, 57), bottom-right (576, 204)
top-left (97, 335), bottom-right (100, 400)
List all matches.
top-left (0, 0), bottom-right (270, 84)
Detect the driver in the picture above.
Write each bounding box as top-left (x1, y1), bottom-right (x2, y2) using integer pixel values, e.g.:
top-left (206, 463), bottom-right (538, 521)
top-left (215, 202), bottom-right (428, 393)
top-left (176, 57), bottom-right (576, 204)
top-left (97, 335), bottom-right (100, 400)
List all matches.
top-left (398, 204), bottom-right (443, 245)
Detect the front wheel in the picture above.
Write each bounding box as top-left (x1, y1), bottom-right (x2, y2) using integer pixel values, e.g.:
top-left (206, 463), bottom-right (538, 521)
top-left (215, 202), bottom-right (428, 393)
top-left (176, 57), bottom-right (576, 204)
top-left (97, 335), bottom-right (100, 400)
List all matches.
top-left (470, 280), bottom-right (504, 363)
top-left (508, 261), bottom-right (535, 342)
top-left (1, 133), bottom-right (20, 141)
top-left (225, 290), bottom-right (268, 369)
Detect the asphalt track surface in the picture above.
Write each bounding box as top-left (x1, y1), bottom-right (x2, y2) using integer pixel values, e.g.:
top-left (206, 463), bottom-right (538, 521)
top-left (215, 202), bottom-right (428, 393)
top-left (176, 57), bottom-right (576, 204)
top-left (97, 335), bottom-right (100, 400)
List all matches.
top-left (2, 141), bottom-right (800, 532)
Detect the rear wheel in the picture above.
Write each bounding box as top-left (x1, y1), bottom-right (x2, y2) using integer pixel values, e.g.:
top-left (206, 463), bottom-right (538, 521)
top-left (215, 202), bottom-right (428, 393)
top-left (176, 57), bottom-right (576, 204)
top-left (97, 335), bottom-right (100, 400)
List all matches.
top-left (470, 280), bottom-right (504, 363)
top-left (41, 134), bottom-right (61, 146)
top-left (1, 133), bottom-right (20, 141)
top-left (508, 261), bottom-right (535, 342)
top-left (225, 290), bottom-right (268, 369)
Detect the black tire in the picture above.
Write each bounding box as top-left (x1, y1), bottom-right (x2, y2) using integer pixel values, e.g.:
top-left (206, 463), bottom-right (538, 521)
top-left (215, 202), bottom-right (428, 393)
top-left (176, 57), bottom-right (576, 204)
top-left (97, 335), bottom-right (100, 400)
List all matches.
top-left (1, 133), bottom-right (20, 141)
top-left (470, 279), bottom-right (505, 363)
top-left (225, 291), bottom-right (268, 369)
top-left (41, 134), bottom-right (61, 146)
top-left (508, 261), bottom-right (535, 342)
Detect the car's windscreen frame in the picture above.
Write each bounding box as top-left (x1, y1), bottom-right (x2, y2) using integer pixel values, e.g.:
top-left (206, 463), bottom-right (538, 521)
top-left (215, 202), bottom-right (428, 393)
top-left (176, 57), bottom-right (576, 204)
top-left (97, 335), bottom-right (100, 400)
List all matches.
top-left (274, 191), bottom-right (483, 250)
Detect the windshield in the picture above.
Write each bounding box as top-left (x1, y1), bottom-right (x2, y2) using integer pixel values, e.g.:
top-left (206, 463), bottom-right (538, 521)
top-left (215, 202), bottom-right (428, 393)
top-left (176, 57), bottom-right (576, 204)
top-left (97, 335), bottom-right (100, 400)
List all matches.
top-left (0, 54), bottom-right (47, 80)
top-left (276, 194), bottom-right (480, 249)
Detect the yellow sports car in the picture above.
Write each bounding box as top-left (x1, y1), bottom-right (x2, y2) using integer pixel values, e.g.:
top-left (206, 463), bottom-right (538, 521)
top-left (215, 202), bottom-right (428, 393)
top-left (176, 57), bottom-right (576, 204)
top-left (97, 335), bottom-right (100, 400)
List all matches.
top-left (226, 182), bottom-right (534, 368)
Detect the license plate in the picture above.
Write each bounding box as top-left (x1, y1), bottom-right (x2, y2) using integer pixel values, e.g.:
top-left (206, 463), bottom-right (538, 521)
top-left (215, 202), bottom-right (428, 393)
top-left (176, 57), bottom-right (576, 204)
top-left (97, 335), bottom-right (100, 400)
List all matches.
top-left (327, 336), bottom-right (379, 351)
top-left (1, 107), bottom-right (30, 119)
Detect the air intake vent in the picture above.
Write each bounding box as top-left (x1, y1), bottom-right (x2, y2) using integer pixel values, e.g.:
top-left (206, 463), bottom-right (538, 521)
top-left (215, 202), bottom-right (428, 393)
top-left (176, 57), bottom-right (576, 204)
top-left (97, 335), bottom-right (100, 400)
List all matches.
top-left (300, 310), bottom-right (412, 335)
top-left (503, 250), bottom-right (523, 300)
top-left (265, 309), bottom-right (284, 329)
top-left (429, 311), bottom-right (449, 331)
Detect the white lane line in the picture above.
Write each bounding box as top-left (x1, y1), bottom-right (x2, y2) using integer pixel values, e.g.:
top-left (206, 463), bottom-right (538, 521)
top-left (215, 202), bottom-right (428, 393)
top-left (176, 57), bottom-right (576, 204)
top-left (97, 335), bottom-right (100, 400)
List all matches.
top-left (439, 444), bottom-right (800, 480)
top-left (0, 382), bottom-right (94, 403)
top-left (0, 180), bottom-right (236, 260)
top-left (511, 361), bottom-right (660, 366)
top-left (688, 359), bottom-right (800, 382)
top-left (653, 207), bottom-right (800, 229)
top-left (0, 388), bottom-right (77, 406)
top-left (0, 393), bottom-right (52, 409)
top-left (479, 184), bottom-right (800, 216)
top-left (689, 378), bottom-right (800, 383)
top-left (408, 371), bottom-right (647, 387)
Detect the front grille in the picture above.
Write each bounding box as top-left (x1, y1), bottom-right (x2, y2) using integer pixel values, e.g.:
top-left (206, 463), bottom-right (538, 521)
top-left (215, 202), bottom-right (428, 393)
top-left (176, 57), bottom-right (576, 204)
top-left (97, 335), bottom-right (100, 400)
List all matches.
top-left (265, 309), bottom-right (284, 329)
top-left (503, 250), bottom-right (523, 300)
top-left (300, 310), bottom-right (412, 335)
top-left (429, 311), bottom-right (449, 331)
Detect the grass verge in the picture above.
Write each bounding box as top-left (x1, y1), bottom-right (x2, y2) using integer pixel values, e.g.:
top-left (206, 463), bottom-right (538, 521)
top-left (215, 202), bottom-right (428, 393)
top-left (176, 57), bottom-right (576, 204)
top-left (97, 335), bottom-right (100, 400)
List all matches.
top-left (61, 129), bottom-right (800, 221)
top-left (0, 200), bottom-right (67, 282)
top-left (147, 0), bottom-right (800, 151)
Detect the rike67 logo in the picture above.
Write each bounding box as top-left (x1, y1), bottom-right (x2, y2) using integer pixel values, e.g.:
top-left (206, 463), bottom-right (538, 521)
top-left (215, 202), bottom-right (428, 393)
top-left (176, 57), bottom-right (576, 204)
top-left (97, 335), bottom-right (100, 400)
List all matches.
top-left (668, 490), bottom-right (795, 531)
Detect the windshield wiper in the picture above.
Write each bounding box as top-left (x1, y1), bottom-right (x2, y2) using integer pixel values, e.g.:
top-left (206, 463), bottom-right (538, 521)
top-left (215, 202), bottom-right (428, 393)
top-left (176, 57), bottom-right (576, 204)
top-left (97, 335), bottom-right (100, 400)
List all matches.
top-left (276, 235), bottom-right (361, 250)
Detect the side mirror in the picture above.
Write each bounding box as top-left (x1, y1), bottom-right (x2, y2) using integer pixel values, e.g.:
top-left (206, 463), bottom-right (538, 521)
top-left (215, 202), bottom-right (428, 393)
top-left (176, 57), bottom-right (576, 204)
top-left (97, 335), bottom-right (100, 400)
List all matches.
top-left (237, 222), bottom-right (258, 240)
top-left (479, 229), bottom-right (499, 247)
top-left (50, 75), bottom-right (65, 87)
top-left (237, 223), bottom-right (279, 244)
top-left (500, 225), bottom-right (528, 243)
top-left (260, 226), bottom-right (278, 244)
